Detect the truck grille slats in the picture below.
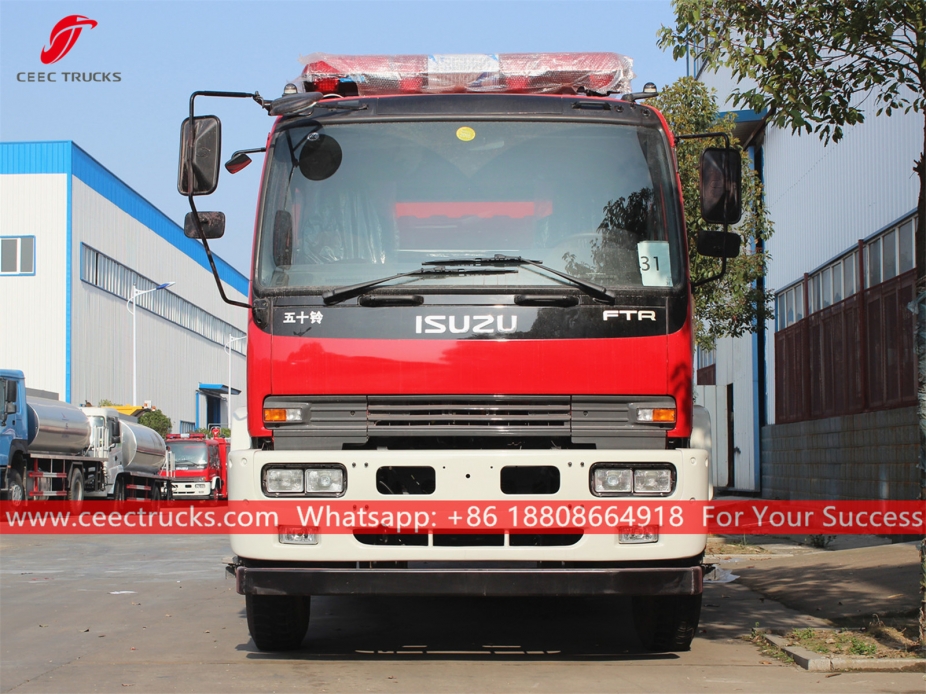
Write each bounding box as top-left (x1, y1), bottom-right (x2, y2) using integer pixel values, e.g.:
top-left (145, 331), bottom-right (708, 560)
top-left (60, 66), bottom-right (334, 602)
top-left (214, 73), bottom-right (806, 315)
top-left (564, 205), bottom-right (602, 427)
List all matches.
top-left (265, 395), bottom-right (675, 449)
top-left (369, 398), bottom-right (571, 432)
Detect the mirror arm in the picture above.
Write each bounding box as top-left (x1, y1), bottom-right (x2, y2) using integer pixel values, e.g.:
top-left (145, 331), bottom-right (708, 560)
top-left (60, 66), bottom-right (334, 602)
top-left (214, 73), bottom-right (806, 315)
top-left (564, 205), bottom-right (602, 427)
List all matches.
top-left (185, 196), bottom-right (251, 309)
top-left (691, 243), bottom-right (729, 291)
top-left (185, 91), bottom-right (264, 311)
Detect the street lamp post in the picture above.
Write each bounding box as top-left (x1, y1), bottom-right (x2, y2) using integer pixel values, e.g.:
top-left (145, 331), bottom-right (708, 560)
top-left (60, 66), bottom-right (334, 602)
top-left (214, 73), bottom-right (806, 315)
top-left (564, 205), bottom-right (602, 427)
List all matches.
top-left (225, 334), bottom-right (247, 425)
top-left (126, 282), bottom-right (174, 406)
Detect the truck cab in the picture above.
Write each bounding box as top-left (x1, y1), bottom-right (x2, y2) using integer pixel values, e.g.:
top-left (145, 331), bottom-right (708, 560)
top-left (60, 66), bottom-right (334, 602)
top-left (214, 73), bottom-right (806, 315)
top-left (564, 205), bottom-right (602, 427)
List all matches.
top-left (0, 369), bottom-right (28, 500)
top-left (163, 431), bottom-right (228, 499)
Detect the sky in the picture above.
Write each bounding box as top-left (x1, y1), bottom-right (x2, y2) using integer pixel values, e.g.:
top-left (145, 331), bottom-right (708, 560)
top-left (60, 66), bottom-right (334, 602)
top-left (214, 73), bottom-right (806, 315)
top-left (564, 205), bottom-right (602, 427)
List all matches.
top-left (0, 0), bottom-right (690, 277)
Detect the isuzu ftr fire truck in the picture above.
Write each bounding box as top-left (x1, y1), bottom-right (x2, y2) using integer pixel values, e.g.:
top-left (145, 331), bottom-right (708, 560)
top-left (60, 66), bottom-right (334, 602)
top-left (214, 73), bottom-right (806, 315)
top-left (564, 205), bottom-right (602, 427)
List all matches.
top-left (177, 53), bottom-right (742, 653)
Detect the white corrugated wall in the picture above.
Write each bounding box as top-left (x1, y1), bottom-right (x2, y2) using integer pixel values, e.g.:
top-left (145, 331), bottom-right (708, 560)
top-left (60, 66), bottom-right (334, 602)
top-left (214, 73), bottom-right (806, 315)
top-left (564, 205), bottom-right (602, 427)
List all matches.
top-left (0, 174), bottom-right (68, 397)
top-left (763, 110), bottom-right (921, 293)
top-left (70, 177), bottom-right (248, 428)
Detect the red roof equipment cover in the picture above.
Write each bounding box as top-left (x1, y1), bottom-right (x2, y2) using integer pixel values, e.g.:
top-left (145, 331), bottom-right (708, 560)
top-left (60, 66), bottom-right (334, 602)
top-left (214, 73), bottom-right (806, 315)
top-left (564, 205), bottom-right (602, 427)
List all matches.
top-left (297, 52), bottom-right (635, 96)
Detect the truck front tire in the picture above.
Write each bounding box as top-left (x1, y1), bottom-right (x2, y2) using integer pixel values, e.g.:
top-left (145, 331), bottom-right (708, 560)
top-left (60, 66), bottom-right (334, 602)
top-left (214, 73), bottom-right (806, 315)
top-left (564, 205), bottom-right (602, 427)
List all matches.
top-left (632, 594), bottom-right (702, 652)
top-left (246, 594), bottom-right (310, 651)
top-left (6, 469), bottom-right (25, 504)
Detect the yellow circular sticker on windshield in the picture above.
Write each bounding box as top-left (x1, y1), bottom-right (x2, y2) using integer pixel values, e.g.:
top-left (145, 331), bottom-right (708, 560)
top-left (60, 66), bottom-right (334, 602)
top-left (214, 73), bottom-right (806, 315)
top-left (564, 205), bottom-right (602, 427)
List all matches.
top-left (456, 126), bottom-right (476, 142)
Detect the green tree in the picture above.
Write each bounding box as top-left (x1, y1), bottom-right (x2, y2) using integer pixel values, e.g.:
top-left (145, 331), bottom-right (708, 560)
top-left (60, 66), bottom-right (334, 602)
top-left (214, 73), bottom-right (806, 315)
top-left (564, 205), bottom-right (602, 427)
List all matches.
top-left (97, 399), bottom-right (116, 407)
top-left (138, 410), bottom-right (172, 438)
top-left (652, 77), bottom-right (774, 351)
top-left (659, 0), bottom-right (926, 643)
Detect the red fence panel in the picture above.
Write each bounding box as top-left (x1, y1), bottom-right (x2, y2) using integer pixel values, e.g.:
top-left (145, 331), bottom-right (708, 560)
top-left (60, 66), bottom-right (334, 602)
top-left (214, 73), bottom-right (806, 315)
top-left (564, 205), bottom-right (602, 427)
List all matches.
top-left (774, 269), bottom-right (915, 424)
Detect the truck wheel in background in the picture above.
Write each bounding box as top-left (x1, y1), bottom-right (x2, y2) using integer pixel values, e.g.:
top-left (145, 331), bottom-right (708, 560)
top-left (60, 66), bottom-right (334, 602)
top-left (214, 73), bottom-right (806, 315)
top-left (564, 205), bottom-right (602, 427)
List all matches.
top-left (66, 468), bottom-right (84, 502)
top-left (632, 594), bottom-right (702, 652)
top-left (246, 594), bottom-right (310, 651)
top-left (113, 477), bottom-right (126, 502)
top-left (6, 469), bottom-right (26, 505)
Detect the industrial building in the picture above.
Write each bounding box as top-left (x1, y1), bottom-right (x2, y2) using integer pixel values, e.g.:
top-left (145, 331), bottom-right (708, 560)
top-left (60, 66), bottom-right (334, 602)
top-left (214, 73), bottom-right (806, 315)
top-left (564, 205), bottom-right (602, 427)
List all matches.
top-left (0, 141), bottom-right (248, 433)
top-left (694, 63), bottom-right (921, 500)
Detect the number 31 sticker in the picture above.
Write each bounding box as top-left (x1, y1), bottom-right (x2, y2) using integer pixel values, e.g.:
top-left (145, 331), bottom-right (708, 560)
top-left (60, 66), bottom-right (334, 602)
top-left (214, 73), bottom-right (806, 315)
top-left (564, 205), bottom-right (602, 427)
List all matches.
top-left (637, 241), bottom-right (672, 286)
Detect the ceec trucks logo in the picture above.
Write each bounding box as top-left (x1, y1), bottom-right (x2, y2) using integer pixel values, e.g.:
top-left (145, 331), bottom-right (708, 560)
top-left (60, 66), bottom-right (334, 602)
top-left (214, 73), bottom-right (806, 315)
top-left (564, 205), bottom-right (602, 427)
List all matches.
top-left (40, 15), bottom-right (97, 65)
top-left (16, 15), bottom-right (121, 84)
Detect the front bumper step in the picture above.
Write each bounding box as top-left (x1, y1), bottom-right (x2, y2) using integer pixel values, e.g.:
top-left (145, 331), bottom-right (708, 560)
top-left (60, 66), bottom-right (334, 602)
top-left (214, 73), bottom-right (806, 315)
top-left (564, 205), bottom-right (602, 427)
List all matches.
top-left (235, 565), bottom-right (702, 597)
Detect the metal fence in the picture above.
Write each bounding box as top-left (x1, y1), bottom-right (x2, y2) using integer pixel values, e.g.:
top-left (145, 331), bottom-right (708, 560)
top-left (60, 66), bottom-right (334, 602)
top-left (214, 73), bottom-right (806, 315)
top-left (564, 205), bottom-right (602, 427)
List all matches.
top-left (775, 268), bottom-right (916, 423)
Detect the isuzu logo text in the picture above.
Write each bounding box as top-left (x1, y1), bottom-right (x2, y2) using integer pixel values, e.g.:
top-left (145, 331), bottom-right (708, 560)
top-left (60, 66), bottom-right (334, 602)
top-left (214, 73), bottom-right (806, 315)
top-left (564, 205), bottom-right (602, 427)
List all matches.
top-left (415, 315), bottom-right (518, 334)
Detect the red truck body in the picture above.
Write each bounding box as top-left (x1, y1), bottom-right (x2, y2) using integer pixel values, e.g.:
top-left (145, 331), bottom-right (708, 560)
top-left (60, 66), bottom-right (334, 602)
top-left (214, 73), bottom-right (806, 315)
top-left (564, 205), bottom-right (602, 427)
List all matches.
top-left (179, 52), bottom-right (742, 653)
top-left (163, 432), bottom-right (228, 499)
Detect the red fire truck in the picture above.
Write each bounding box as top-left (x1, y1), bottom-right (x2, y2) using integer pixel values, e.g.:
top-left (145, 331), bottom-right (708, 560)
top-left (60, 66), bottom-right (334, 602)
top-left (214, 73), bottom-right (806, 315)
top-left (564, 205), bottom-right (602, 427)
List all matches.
top-left (178, 53), bottom-right (742, 652)
top-left (162, 431), bottom-right (228, 500)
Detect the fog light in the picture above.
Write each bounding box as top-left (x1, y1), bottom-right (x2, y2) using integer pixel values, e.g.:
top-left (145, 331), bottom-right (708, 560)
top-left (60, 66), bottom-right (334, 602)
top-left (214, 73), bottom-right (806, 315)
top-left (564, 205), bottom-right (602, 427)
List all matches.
top-left (633, 468), bottom-right (672, 494)
top-left (593, 468), bottom-right (632, 494)
top-left (279, 527), bottom-right (318, 545)
top-left (618, 526), bottom-right (659, 544)
top-left (306, 468), bottom-right (344, 493)
top-left (265, 468), bottom-right (305, 493)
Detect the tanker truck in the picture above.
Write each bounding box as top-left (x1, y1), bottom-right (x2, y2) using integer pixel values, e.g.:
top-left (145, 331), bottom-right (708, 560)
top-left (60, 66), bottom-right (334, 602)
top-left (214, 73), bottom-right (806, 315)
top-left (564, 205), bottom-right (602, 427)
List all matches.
top-left (1, 369), bottom-right (172, 502)
top-left (82, 406), bottom-right (171, 500)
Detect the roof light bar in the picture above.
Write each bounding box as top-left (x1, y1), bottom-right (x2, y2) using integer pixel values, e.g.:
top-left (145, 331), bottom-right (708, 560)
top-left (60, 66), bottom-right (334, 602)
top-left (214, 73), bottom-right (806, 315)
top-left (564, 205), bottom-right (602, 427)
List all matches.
top-left (295, 52), bottom-right (635, 97)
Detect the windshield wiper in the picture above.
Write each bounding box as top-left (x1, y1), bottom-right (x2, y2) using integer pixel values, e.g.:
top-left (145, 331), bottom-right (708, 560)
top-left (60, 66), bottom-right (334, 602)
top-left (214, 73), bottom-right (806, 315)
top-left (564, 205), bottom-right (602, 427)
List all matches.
top-left (423, 254), bottom-right (616, 304)
top-left (322, 267), bottom-right (516, 305)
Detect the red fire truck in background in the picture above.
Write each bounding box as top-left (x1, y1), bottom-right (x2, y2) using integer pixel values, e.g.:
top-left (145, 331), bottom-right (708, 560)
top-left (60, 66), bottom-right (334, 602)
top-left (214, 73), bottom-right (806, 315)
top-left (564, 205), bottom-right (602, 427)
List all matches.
top-left (177, 52), bottom-right (742, 653)
top-left (162, 431), bottom-right (228, 500)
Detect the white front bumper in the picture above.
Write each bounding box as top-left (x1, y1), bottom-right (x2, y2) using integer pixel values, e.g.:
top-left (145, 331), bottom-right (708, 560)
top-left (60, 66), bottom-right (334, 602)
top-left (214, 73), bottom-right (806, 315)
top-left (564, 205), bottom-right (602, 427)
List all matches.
top-left (228, 448), bottom-right (710, 563)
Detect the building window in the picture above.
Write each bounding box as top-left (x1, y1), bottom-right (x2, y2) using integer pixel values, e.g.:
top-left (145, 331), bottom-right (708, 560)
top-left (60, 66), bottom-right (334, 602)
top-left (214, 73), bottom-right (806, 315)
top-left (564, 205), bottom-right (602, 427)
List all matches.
top-left (179, 421), bottom-right (196, 434)
top-left (0, 236), bottom-right (35, 275)
top-left (79, 243), bottom-right (245, 352)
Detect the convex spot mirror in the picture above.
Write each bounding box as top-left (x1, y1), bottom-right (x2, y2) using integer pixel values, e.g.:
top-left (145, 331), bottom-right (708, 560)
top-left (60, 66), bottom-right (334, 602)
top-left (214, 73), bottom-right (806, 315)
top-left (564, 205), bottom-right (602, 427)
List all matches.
top-left (700, 147), bottom-right (742, 225)
top-left (183, 211), bottom-right (226, 240)
top-left (299, 133), bottom-right (342, 181)
top-left (178, 116), bottom-right (222, 196)
top-left (224, 152), bottom-right (252, 174)
top-left (697, 229), bottom-right (741, 259)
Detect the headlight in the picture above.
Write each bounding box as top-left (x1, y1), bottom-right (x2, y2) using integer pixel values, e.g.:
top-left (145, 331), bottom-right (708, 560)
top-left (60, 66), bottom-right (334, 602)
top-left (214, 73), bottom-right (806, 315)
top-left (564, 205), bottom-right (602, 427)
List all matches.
top-left (306, 468), bottom-right (344, 493)
top-left (634, 468), bottom-right (672, 494)
top-left (593, 468), bottom-right (632, 494)
top-left (265, 468), bottom-right (304, 493)
top-left (262, 465), bottom-right (347, 496)
top-left (590, 464), bottom-right (675, 496)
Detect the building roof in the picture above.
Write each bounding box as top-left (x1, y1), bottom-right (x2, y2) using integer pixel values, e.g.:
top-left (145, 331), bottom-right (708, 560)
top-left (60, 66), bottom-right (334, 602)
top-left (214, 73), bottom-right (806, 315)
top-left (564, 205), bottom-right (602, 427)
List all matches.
top-left (0, 140), bottom-right (248, 296)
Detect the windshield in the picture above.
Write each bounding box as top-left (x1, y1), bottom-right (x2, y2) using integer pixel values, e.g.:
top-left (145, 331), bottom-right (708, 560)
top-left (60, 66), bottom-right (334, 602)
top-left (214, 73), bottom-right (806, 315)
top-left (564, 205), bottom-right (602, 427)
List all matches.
top-left (256, 119), bottom-right (683, 292)
top-left (169, 442), bottom-right (208, 470)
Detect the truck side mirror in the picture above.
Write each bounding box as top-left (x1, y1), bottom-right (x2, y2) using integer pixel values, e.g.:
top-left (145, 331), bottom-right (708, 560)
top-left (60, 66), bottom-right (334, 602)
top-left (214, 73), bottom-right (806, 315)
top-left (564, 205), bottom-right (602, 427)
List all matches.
top-left (184, 211), bottom-right (226, 240)
top-left (700, 147), bottom-right (742, 225)
top-left (697, 229), bottom-right (741, 259)
top-left (178, 116), bottom-right (222, 196)
top-left (5, 402), bottom-right (15, 415)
